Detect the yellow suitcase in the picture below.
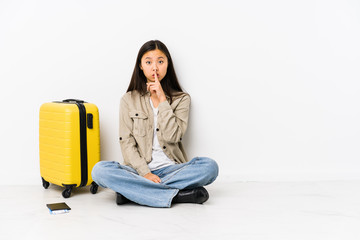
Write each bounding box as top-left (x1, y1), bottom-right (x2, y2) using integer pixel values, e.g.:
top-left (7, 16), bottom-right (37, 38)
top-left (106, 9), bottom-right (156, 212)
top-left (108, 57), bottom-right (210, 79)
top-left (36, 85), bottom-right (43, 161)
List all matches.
top-left (39, 99), bottom-right (100, 198)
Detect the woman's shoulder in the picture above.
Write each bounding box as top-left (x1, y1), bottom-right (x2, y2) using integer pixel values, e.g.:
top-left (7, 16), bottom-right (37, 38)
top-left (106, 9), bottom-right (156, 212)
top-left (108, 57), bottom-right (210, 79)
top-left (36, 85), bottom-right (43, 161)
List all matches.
top-left (170, 92), bottom-right (191, 107)
top-left (120, 91), bottom-right (144, 108)
top-left (172, 92), bottom-right (191, 101)
top-left (121, 90), bottom-right (142, 101)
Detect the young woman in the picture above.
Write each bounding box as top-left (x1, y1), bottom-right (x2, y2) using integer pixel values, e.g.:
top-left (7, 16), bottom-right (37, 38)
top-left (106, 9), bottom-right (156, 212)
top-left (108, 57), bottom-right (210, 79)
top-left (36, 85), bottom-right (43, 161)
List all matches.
top-left (91, 40), bottom-right (219, 208)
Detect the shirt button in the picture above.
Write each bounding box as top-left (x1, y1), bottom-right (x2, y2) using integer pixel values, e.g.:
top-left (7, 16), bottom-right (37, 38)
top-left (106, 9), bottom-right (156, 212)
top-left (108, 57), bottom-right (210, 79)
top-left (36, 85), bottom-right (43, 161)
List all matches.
top-left (135, 113), bottom-right (138, 116)
top-left (156, 128), bottom-right (159, 131)
top-left (163, 146), bottom-right (166, 149)
top-left (119, 137), bottom-right (122, 140)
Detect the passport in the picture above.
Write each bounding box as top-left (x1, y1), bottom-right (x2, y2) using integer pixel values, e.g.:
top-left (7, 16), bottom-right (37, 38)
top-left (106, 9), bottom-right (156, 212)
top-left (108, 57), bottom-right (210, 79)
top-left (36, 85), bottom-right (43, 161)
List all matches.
top-left (46, 202), bottom-right (71, 215)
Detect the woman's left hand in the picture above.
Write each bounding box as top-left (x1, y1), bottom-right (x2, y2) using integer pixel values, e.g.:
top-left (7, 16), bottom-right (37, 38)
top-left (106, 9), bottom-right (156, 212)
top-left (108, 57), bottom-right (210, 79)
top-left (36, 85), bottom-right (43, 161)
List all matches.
top-left (147, 73), bottom-right (166, 102)
top-left (143, 173), bottom-right (161, 183)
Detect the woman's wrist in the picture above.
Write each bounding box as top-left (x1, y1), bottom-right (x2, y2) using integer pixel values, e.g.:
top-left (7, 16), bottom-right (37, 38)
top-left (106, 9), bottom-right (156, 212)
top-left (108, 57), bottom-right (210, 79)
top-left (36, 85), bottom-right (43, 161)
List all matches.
top-left (159, 95), bottom-right (167, 103)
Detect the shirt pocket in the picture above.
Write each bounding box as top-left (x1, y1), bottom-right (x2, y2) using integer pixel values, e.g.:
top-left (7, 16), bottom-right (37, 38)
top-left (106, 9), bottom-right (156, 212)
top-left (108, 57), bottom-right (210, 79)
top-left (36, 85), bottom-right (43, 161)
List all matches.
top-left (129, 111), bottom-right (148, 137)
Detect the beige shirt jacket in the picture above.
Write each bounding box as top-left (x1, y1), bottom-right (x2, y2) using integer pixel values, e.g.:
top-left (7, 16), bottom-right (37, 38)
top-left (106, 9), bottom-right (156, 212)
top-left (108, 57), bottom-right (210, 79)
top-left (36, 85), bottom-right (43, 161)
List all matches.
top-left (119, 90), bottom-right (191, 176)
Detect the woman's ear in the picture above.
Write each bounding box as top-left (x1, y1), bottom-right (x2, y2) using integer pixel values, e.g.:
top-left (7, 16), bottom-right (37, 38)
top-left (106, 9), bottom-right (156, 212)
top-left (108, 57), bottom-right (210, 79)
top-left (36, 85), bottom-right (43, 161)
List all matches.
top-left (139, 64), bottom-right (143, 71)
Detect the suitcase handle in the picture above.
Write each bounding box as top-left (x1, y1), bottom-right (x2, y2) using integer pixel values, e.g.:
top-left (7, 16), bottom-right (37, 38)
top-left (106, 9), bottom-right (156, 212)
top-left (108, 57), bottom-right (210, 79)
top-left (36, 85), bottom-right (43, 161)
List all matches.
top-left (87, 113), bottom-right (93, 129)
top-left (62, 99), bottom-right (85, 103)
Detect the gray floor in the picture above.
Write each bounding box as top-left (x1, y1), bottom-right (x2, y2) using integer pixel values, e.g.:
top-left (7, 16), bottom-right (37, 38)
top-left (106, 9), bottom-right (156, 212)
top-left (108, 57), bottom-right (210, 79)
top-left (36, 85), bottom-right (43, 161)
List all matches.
top-left (2, 180), bottom-right (360, 240)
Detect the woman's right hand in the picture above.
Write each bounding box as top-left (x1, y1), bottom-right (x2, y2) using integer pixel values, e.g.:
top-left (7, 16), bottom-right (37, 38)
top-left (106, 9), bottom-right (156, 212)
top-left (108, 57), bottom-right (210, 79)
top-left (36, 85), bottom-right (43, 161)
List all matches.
top-left (144, 173), bottom-right (161, 183)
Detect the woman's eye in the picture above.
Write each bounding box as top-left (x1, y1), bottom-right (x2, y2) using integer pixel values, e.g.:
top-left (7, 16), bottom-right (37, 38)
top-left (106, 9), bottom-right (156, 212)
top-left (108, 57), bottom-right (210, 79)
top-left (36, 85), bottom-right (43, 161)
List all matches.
top-left (146, 61), bottom-right (151, 65)
top-left (159, 60), bottom-right (164, 64)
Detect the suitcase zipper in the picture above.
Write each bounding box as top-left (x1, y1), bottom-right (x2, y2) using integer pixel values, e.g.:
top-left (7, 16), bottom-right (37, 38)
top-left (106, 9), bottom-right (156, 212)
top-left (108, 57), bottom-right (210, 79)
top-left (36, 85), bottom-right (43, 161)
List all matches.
top-left (75, 102), bottom-right (88, 187)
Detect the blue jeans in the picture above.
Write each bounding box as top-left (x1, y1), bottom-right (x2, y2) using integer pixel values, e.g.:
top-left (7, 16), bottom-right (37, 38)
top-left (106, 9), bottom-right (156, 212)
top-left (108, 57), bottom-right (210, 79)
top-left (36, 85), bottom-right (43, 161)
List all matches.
top-left (91, 157), bottom-right (219, 208)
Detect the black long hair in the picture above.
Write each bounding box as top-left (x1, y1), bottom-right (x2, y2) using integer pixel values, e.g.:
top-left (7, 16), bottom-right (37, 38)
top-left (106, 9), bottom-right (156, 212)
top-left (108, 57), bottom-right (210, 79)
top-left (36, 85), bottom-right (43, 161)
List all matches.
top-left (127, 40), bottom-right (185, 103)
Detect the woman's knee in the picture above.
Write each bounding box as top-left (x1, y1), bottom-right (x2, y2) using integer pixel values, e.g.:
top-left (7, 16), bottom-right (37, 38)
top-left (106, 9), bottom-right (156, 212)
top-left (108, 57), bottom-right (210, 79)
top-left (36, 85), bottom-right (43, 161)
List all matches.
top-left (206, 158), bottom-right (219, 180)
top-left (91, 161), bottom-right (114, 181)
top-left (91, 162), bottom-right (102, 182)
top-left (195, 157), bottom-right (219, 181)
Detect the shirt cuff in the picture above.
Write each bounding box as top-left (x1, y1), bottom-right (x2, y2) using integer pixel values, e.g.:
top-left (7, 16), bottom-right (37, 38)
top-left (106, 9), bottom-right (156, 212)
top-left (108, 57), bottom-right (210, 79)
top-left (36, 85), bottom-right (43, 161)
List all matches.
top-left (136, 163), bottom-right (151, 177)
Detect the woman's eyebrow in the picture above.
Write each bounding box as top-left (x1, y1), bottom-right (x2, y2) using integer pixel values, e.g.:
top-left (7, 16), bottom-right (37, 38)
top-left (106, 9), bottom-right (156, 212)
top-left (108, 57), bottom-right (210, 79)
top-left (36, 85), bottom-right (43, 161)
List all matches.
top-left (144, 56), bottom-right (164, 60)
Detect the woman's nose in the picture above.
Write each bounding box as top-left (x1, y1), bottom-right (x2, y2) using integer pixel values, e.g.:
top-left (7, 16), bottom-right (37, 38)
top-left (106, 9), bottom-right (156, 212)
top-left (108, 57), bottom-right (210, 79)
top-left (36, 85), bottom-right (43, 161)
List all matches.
top-left (152, 63), bottom-right (158, 71)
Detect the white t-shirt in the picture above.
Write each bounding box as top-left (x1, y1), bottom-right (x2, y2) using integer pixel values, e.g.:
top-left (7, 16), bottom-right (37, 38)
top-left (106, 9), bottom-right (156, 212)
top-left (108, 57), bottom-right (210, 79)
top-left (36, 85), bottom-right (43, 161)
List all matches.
top-left (148, 98), bottom-right (175, 171)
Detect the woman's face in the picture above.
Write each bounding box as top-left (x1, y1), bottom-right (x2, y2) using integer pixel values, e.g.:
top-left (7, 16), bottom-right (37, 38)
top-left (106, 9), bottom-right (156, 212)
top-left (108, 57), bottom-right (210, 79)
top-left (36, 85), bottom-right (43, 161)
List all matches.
top-left (140, 49), bottom-right (168, 82)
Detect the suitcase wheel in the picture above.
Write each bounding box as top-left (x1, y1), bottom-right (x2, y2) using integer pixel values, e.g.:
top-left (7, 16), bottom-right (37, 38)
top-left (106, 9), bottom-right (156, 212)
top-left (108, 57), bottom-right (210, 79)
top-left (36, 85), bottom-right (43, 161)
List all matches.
top-left (90, 182), bottom-right (98, 194)
top-left (62, 187), bottom-right (73, 198)
top-left (42, 178), bottom-right (50, 189)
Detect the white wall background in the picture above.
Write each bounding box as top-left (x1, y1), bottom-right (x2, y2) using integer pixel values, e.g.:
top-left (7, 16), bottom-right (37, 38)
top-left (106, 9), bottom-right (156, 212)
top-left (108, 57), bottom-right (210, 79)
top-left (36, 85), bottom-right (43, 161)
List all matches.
top-left (1, 0), bottom-right (359, 185)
